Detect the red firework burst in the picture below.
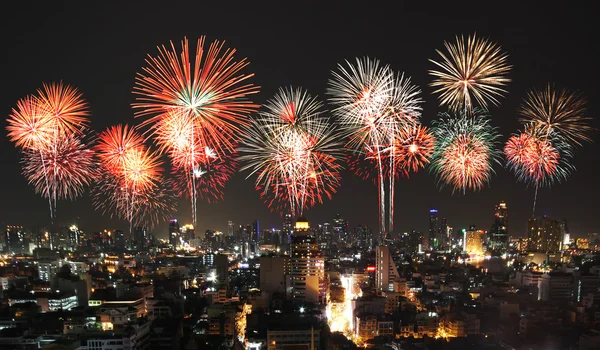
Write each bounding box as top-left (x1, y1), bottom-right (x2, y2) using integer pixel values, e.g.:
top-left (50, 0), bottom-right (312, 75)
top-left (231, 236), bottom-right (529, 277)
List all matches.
top-left (505, 131), bottom-right (567, 186)
top-left (96, 124), bottom-right (145, 171)
top-left (393, 125), bottom-right (436, 176)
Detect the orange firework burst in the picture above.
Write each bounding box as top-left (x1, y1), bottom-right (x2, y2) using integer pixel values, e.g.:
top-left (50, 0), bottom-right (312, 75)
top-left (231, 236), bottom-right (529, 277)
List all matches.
top-left (6, 82), bottom-right (93, 220)
top-left (132, 36), bottom-right (259, 154)
top-left (133, 36), bottom-right (258, 225)
top-left (96, 124), bottom-right (144, 171)
top-left (6, 96), bottom-right (53, 151)
top-left (94, 125), bottom-right (170, 231)
top-left (393, 124), bottom-right (436, 176)
top-left (35, 82), bottom-right (90, 135)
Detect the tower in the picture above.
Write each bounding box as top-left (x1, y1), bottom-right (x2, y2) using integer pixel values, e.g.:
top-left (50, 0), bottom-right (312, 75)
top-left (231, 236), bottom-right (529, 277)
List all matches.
top-left (490, 201), bottom-right (508, 254)
top-left (428, 209), bottom-right (441, 250)
top-left (169, 219), bottom-right (180, 247)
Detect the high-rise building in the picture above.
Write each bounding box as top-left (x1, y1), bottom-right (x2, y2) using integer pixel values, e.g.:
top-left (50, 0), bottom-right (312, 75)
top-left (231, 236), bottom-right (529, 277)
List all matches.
top-left (375, 245), bottom-right (401, 293)
top-left (464, 227), bottom-right (484, 255)
top-left (4, 225), bottom-right (26, 254)
top-left (332, 214), bottom-right (348, 247)
top-left (528, 217), bottom-right (564, 253)
top-left (252, 220), bottom-right (260, 243)
top-left (283, 214), bottom-right (293, 244)
top-left (227, 221), bottom-right (234, 236)
top-left (114, 230), bottom-right (125, 249)
top-left (489, 201), bottom-right (508, 253)
top-left (134, 227), bottom-right (147, 249)
top-left (291, 217), bottom-right (325, 303)
top-left (260, 256), bottom-right (291, 297)
top-left (428, 209), bottom-right (443, 250)
top-left (169, 219), bottom-right (180, 247)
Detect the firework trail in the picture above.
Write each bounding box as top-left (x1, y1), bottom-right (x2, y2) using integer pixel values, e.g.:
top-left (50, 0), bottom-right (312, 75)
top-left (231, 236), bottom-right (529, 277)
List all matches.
top-left (328, 57), bottom-right (425, 235)
top-left (6, 82), bottom-right (92, 220)
top-left (239, 87), bottom-right (342, 217)
top-left (132, 36), bottom-right (259, 226)
top-left (429, 33), bottom-right (511, 114)
top-left (430, 110), bottom-right (502, 193)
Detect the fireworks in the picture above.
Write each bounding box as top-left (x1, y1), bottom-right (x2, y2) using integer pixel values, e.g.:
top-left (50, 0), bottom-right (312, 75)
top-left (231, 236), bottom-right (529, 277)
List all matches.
top-left (94, 125), bottom-right (172, 231)
top-left (328, 57), bottom-right (426, 233)
top-left (22, 133), bottom-right (96, 200)
top-left (168, 148), bottom-right (237, 203)
top-left (133, 36), bottom-right (258, 225)
top-left (518, 83), bottom-right (591, 146)
top-left (430, 111), bottom-right (501, 193)
top-left (239, 87), bottom-right (342, 216)
top-left (393, 124), bottom-right (436, 176)
top-left (505, 128), bottom-right (573, 187)
top-left (429, 34), bottom-right (511, 113)
top-left (6, 82), bottom-right (93, 219)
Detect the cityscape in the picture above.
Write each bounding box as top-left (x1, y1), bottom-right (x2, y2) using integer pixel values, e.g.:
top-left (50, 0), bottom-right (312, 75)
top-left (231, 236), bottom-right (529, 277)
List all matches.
top-left (1, 2), bottom-right (598, 350)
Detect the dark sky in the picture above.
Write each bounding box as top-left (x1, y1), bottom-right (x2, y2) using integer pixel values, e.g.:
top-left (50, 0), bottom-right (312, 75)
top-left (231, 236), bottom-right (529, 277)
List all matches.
top-left (1, 2), bottom-right (598, 239)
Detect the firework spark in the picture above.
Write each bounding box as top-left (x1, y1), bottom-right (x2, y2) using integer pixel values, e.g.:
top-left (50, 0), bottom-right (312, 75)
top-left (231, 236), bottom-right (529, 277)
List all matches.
top-left (168, 148), bottom-right (237, 203)
top-left (6, 96), bottom-right (53, 151)
top-left (429, 34), bottom-right (511, 113)
top-left (240, 87), bottom-right (342, 216)
top-left (22, 133), bottom-right (96, 200)
top-left (96, 124), bottom-right (145, 171)
top-left (393, 124), bottom-right (436, 176)
top-left (518, 83), bottom-right (592, 146)
top-left (430, 110), bottom-right (502, 193)
top-left (133, 36), bottom-right (259, 225)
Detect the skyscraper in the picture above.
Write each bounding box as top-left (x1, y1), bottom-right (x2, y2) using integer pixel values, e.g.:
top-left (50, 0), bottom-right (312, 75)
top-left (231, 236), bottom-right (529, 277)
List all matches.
top-left (489, 201), bottom-right (508, 254)
top-left (429, 209), bottom-right (442, 250)
top-left (375, 245), bottom-right (401, 293)
top-left (134, 227), bottom-right (147, 250)
top-left (169, 219), bottom-right (180, 247)
top-left (528, 217), bottom-right (564, 253)
top-left (291, 217), bottom-right (325, 303)
top-left (252, 220), bottom-right (260, 243)
top-left (227, 220), bottom-right (234, 236)
top-left (332, 214), bottom-right (348, 247)
top-left (283, 214), bottom-right (293, 244)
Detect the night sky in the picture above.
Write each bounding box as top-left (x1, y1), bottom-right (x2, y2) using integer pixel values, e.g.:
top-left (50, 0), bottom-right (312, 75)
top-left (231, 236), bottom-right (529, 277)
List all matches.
top-left (1, 2), bottom-right (598, 238)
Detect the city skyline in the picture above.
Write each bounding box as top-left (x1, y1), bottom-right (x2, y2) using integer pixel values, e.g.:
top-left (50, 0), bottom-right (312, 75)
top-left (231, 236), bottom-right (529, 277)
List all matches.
top-left (1, 3), bottom-right (598, 238)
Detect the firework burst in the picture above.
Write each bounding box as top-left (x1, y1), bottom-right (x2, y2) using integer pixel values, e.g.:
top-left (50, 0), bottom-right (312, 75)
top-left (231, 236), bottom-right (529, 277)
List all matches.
top-left (429, 34), bottom-right (511, 113)
top-left (240, 87), bottom-right (342, 217)
top-left (94, 125), bottom-right (171, 231)
top-left (430, 110), bottom-right (501, 193)
top-left (518, 83), bottom-right (592, 146)
top-left (133, 36), bottom-right (259, 226)
top-left (328, 57), bottom-right (425, 233)
top-left (22, 133), bottom-right (96, 200)
top-left (6, 82), bottom-right (93, 220)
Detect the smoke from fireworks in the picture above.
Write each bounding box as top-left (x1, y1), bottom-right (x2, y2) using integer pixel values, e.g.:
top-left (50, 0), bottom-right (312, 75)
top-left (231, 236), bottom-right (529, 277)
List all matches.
top-left (132, 36), bottom-right (258, 226)
top-left (240, 87), bottom-right (342, 217)
top-left (518, 83), bottom-right (592, 146)
top-left (429, 34), bottom-right (511, 113)
top-left (430, 111), bottom-right (502, 193)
